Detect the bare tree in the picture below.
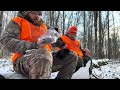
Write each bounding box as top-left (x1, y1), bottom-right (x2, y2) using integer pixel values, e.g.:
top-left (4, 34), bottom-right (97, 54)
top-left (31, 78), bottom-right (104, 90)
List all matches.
top-left (87, 11), bottom-right (93, 52)
top-left (111, 11), bottom-right (117, 59)
top-left (107, 11), bottom-right (111, 59)
top-left (49, 11), bottom-right (52, 26)
top-left (93, 11), bottom-right (98, 59)
top-left (52, 11), bottom-right (54, 27)
top-left (0, 11), bottom-right (4, 58)
top-left (63, 11), bottom-right (65, 34)
top-left (66, 12), bottom-right (74, 31)
top-left (98, 11), bottom-right (103, 59)
top-left (0, 11), bottom-right (3, 36)
top-left (55, 11), bottom-right (60, 27)
top-left (83, 11), bottom-right (86, 48)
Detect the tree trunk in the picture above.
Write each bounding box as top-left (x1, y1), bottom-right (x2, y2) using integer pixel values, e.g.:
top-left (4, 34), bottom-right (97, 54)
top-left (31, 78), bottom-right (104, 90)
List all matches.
top-left (50, 11), bottom-right (52, 26)
top-left (52, 11), bottom-right (54, 27)
top-left (0, 11), bottom-right (4, 36)
top-left (55, 11), bottom-right (60, 27)
top-left (107, 11), bottom-right (111, 59)
top-left (63, 11), bottom-right (65, 34)
top-left (83, 11), bottom-right (86, 48)
top-left (0, 11), bottom-right (4, 58)
top-left (99, 11), bottom-right (103, 59)
top-left (94, 11), bottom-right (98, 59)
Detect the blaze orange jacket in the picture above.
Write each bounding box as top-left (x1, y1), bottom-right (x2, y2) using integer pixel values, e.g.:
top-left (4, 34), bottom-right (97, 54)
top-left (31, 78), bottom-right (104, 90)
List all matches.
top-left (60, 35), bottom-right (83, 58)
top-left (11, 17), bottom-right (52, 62)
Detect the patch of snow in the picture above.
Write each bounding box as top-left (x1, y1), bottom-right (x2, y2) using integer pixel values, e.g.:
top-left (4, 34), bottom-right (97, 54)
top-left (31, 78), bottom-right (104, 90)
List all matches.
top-left (1, 58), bottom-right (120, 79)
top-left (71, 61), bottom-right (92, 79)
top-left (50, 71), bottom-right (58, 79)
top-left (0, 58), bottom-right (57, 79)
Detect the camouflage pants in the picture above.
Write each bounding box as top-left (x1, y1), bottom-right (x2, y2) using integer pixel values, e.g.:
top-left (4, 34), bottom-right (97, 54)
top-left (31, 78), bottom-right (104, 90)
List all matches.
top-left (13, 49), bottom-right (78, 79)
top-left (13, 48), bottom-right (53, 79)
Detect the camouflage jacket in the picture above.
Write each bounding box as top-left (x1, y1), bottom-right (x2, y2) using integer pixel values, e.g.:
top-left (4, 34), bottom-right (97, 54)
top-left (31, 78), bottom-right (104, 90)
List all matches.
top-left (0, 12), bottom-right (68, 54)
top-left (0, 19), bottom-right (38, 54)
top-left (0, 20), bottom-right (65, 54)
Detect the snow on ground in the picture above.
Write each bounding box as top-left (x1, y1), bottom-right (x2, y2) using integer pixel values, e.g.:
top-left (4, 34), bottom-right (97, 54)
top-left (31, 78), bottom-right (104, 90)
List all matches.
top-left (0, 58), bottom-right (58, 79)
top-left (72, 59), bottom-right (120, 79)
top-left (0, 58), bottom-right (27, 79)
top-left (0, 58), bottom-right (120, 79)
top-left (71, 60), bottom-right (91, 79)
top-left (91, 62), bottom-right (120, 79)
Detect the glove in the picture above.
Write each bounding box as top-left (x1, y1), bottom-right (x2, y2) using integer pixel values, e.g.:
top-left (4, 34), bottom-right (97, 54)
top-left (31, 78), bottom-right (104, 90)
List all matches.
top-left (55, 49), bottom-right (70, 59)
top-left (82, 48), bottom-right (91, 57)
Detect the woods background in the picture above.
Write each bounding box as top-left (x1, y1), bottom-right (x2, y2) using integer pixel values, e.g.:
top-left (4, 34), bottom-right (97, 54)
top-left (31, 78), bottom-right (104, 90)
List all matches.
top-left (0, 11), bottom-right (120, 60)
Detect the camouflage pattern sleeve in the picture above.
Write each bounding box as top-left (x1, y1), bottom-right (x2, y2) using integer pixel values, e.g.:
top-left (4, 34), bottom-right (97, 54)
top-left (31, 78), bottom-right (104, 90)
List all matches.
top-left (0, 20), bottom-right (38, 54)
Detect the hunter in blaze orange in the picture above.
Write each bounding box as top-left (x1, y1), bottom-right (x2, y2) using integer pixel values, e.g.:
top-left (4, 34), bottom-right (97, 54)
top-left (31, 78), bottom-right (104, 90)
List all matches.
top-left (53, 26), bottom-right (91, 72)
top-left (0, 11), bottom-right (78, 79)
top-left (11, 16), bottom-right (52, 62)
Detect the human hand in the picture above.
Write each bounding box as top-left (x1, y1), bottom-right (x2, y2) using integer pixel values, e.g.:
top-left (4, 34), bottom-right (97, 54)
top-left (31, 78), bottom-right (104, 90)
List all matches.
top-left (82, 48), bottom-right (91, 57)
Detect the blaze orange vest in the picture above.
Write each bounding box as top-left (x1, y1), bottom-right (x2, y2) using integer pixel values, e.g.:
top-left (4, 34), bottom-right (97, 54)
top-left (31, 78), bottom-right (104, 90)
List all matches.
top-left (11, 17), bottom-right (52, 62)
top-left (61, 35), bottom-right (83, 58)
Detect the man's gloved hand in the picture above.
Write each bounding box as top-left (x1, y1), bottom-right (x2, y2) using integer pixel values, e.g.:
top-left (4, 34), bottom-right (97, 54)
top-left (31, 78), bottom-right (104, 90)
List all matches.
top-left (55, 49), bottom-right (70, 59)
top-left (82, 48), bottom-right (91, 58)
